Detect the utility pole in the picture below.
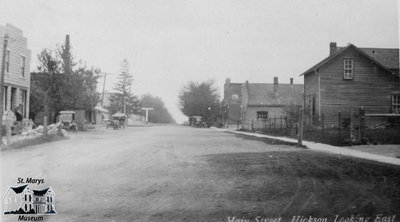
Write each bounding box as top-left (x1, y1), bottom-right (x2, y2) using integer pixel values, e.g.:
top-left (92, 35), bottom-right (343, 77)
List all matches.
top-left (298, 108), bottom-right (304, 146)
top-left (123, 96), bottom-right (126, 114)
top-left (0, 34), bottom-right (9, 145)
top-left (101, 72), bottom-right (107, 106)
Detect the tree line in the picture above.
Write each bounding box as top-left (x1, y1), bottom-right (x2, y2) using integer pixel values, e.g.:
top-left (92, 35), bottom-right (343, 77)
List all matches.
top-left (178, 80), bottom-right (221, 125)
top-left (30, 36), bottom-right (175, 124)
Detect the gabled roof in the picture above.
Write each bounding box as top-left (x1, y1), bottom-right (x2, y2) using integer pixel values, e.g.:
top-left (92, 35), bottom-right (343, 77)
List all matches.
top-left (10, 184), bottom-right (28, 194)
top-left (245, 83), bottom-right (303, 106)
top-left (359, 48), bottom-right (399, 70)
top-left (33, 188), bottom-right (49, 196)
top-left (300, 44), bottom-right (399, 76)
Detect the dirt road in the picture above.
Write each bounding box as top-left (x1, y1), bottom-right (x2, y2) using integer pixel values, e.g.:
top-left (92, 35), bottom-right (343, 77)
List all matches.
top-left (1, 125), bottom-right (400, 221)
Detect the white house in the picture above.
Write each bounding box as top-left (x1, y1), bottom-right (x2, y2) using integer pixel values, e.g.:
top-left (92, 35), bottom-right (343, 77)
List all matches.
top-left (3, 184), bottom-right (55, 215)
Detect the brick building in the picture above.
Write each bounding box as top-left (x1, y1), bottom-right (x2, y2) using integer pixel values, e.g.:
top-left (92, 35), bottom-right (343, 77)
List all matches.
top-left (0, 24), bottom-right (31, 119)
top-left (222, 78), bottom-right (242, 127)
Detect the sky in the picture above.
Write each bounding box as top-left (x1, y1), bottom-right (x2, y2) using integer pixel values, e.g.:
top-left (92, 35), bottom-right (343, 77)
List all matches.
top-left (0, 0), bottom-right (399, 123)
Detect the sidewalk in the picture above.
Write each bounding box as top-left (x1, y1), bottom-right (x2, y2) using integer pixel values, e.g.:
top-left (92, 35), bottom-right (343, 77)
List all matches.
top-left (214, 127), bottom-right (400, 166)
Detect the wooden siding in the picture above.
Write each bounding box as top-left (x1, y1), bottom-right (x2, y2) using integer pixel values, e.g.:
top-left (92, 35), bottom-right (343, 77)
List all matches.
top-left (304, 71), bottom-right (319, 115)
top-left (0, 24), bottom-right (31, 118)
top-left (0, 24), bottom-right (31, 88)
top-left (318, 47), bottom-right (399, 126)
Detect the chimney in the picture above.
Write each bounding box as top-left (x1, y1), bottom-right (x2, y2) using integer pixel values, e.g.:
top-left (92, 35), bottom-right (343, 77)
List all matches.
top-left (65, 35), bottom-right (71, 74)
top-left (290, 78), bottom-right (293, 85)
top-left (224, 78), bottom-right (231, 100)
top-left (273, 77), bottom-right (278, 85)
top-left (273, 77), bottom-right (278, 98)
top-left (66, 35), bottom-right (70, 48)
top-left (330, 42), bottom-right (337, 55)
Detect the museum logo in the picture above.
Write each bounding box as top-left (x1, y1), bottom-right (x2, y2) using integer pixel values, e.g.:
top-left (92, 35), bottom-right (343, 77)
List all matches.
top-left (3, 184), bottom-right (56, 216)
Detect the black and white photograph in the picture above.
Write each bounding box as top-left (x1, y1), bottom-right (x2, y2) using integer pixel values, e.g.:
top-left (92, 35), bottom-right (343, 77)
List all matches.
top-left (1, 0), bottom-right (399, 221)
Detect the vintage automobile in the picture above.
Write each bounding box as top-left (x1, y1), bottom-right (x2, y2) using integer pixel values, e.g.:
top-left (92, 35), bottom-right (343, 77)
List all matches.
top-left (59, 111), bottom-right (77, 131)
top-left (109, 113), bottom-right (127, 130)
top-left (104, 118), bottom-right (112, 129)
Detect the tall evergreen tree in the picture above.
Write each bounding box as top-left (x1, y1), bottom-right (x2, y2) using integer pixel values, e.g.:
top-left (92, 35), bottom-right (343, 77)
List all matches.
top-left (107, 59), bottom-right (141, 115)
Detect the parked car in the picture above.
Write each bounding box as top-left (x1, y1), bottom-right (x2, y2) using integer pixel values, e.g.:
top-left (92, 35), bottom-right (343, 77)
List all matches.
top-left (58, 111), bottom-right (77, 131)
top-left (108, 113), bottom-right (127, 130)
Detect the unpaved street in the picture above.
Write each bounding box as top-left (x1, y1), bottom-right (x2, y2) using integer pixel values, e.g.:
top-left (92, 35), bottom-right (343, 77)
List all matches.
top-left (2, 125), bottom-right (400, 221)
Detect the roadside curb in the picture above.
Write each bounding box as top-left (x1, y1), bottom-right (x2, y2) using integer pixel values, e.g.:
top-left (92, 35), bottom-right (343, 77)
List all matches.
top-left (213, 127), bottom-right (400, 166)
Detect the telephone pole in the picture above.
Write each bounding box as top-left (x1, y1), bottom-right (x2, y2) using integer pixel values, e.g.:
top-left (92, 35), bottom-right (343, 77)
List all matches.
top-left (123, 96), bottom-right (126, 114)
top-left (101, 72), bottom-right (107, 106)
top-left (0, 34), bottom-right (9, 145)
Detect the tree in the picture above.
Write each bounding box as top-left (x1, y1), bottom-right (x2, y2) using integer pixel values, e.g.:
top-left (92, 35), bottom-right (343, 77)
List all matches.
top-left (107, 59), bottom-right (141, 114)
top-left (178, 80), bottom-right (221, 122)
top-left (30, 48), bottom-right (62, 120)
top-left (30, 36), bottom-right (100, 122)
top-left (141, 94), bottom-right (175, 123)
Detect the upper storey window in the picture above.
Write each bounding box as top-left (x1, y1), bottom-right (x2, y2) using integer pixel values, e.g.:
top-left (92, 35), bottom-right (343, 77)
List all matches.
top-left (343, 59), bottom-right (354, 80)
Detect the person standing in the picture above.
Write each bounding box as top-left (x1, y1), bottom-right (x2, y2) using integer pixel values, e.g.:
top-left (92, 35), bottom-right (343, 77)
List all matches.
top-left (14, 105), bottom-right (23, 134)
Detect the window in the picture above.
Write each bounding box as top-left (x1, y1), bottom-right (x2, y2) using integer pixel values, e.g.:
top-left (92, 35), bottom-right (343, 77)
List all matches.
top-left (257, 111), bottom-right (268, 120)
top-left (20, 56), bottom-right (25, 77)
top-left (312, 95), bottom-right (316, 116)
top-left (343, 59), bottom-right (354, 79)
top-left (393, 94), bottom-right (400, 114)
top-left (5, 50), bottom-right (10, 73)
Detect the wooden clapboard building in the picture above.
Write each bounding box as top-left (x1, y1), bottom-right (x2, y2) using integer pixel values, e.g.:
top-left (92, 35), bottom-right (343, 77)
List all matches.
top-left (300, 42), bottom-right (400, 126)
top-left (0, 24), bottom-right (31, 119)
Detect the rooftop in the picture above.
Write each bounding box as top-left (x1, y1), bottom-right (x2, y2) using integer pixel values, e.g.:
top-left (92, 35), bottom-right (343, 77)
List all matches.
top-left (301, 43), bottom-right (399, 76)
top-left (10, 184), bottom-right (28, 194)
top-left (245, 83), bottom-right (303, 106)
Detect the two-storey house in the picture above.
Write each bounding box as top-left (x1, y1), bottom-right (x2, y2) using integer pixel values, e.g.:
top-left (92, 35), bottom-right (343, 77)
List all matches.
top-left (300, 42), bottom-right (399, 126)
top-left (0, 23), bottom-right (31, 120)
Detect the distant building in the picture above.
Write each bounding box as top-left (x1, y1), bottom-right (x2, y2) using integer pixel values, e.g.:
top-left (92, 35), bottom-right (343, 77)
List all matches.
top-left (101, 91), bottom-right (113, 108)
top-left (241, 77), bottom-right (303, 129)
top-left (0, 23), bottom-right (31, 120)
top-left (222, 78), bottom-right (242, 127)
top-left (300, 42), bottom-right (400, 126)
